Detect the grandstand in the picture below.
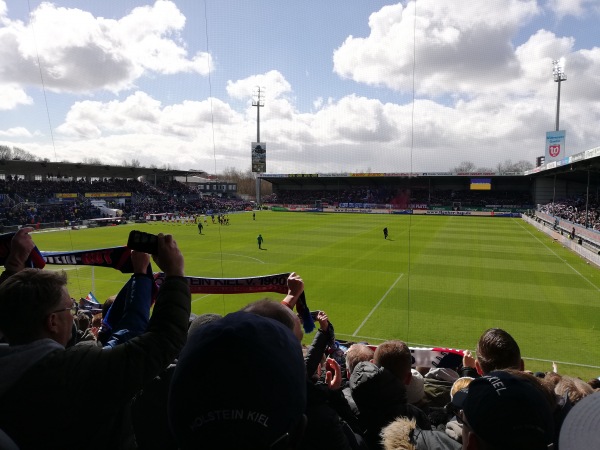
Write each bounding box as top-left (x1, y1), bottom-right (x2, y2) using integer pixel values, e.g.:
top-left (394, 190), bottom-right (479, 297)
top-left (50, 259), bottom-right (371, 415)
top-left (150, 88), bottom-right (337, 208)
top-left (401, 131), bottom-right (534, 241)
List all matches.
top-left (259, 146), bottom-right (600, 251)
top-left (0, 148), bottom-right (599, 250)
top-left (0, 160), bottom-right (253, 231)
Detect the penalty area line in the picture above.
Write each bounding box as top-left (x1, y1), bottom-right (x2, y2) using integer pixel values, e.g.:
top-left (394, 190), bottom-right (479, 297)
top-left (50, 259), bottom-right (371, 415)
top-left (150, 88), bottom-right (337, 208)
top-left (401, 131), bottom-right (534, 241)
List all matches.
top-left (353, 273), bottom-right (404, 337)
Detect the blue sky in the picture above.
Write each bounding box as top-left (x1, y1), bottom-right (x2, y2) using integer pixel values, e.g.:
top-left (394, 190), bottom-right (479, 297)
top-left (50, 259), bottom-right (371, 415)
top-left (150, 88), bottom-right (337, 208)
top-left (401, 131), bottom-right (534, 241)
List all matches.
top-left (0, 0), bottom-right (599, 174)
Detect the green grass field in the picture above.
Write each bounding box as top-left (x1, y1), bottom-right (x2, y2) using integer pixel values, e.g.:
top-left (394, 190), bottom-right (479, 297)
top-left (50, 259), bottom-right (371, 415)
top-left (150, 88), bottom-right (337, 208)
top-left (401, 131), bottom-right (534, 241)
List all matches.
top-left (30, 212), bottom-right (600, 380)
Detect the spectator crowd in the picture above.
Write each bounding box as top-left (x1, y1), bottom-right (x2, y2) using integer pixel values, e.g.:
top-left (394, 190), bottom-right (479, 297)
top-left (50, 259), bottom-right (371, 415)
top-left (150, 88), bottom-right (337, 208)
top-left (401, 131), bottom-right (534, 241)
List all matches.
top-left (0, 178), bottom-right (252, 228)
top-left (539, 196), bottom-right (600, 231)
top-left (0, 228), bottom-right (599, 450)
top-left (263, 187), bottom-right (533, 210)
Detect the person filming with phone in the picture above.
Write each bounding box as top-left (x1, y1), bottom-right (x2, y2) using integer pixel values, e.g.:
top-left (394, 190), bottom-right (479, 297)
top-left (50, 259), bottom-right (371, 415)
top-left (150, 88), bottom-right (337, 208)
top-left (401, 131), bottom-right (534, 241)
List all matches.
top-left (0, 231), bottom-right (191, 450)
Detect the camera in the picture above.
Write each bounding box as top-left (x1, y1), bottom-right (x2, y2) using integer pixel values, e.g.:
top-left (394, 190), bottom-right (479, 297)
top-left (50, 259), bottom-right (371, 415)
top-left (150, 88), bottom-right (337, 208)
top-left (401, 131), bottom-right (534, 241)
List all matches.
top-left (127, 230), bottom-right (159, 254)
top-left (310, 310), bottom-right (322, 321)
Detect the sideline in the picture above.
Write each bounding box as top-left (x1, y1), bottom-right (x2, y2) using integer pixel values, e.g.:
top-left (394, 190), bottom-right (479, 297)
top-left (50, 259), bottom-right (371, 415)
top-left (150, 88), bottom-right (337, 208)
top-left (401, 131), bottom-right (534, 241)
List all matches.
top-left (352, 273), bottom-right (404, 336)
top-left (517, 219), bottom-right (600, 292)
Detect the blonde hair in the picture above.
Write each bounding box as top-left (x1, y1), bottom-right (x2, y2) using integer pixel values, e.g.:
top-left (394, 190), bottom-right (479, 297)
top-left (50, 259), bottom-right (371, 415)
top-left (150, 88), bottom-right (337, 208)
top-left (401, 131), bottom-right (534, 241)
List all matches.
top-left (450, 377), bottom-right (474, 399)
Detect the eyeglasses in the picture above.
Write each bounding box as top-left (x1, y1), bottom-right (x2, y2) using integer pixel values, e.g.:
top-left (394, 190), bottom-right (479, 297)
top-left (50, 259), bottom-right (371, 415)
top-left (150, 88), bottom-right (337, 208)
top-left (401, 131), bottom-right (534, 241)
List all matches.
top-left (50, 300), bottom-right (78, 317)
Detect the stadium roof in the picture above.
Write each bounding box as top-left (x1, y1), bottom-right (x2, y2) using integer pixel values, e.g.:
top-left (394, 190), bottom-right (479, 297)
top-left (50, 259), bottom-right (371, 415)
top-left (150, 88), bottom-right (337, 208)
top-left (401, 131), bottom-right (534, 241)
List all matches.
top-left (259, 146), bottom-right (600, 186)
top-left (0, 159), bottom-right (209, 181)
top-left (525, 146), bottom-right (600, 183)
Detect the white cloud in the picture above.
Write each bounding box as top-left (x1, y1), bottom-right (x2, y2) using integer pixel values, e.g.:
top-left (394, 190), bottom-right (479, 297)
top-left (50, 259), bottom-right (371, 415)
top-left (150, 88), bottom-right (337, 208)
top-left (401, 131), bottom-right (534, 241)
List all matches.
top-left (1, 1), bottom-right (600, 175)
top-left (333, 0), bottom-right (540, 96)
top-left (0, 83), bottom-right (32, 110)
top-left (0, 126), bottom-right (32, 137)
top-left (547, 0), bottom-right (596, 18)
top-left (0, 1), bottom-right (7, 22)
top-left (0, 0), bottom-right (212, 95)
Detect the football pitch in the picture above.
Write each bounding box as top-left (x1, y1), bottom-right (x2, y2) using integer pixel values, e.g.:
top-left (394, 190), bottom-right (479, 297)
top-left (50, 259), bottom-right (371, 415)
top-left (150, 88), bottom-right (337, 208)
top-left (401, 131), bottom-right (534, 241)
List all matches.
top-left (31, 211), bottom-right (600, 380)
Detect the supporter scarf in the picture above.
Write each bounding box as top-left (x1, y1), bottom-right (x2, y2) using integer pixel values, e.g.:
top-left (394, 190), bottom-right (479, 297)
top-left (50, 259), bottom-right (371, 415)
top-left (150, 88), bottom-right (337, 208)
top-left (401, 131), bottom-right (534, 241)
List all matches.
top-left (154, 272), bottom-right (315, 333)
top-left (37, 246), bottom-right (315, 333)
top-left (40, 246), bottom-right (134, 272)
top-left (362, 343), bottom-right (465, 369)
top-left (411, 347), bottom-right (465, 369)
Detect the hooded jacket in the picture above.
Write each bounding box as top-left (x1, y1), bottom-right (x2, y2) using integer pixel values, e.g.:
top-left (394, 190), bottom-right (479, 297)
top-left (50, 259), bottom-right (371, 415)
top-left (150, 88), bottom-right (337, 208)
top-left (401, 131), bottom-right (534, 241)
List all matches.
top-left (0, 276), bottom-right (190, 450)
top-left (350, 362), bottom-right (431, 449)
top-left (381, 417), bottom-right (461, 450)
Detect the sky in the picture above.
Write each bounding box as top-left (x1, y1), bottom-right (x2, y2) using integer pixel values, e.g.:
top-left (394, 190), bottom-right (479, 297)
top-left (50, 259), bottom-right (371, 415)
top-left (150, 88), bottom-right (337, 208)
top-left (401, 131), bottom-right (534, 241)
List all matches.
top-left (0, 0), bottom-right (599, 175)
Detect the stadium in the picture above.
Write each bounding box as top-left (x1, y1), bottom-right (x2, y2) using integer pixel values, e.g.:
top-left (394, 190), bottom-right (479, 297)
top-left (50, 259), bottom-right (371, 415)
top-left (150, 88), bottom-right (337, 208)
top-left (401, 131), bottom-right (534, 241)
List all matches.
top-left (2, 2), bottom-right (600, 449)
top-left (0, 150), bottom-right (598, 384)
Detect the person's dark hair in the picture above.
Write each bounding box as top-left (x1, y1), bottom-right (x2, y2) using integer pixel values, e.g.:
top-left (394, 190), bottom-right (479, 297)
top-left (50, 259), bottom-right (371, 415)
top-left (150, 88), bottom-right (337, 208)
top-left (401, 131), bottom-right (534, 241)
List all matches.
top-left (373, 340), bottom-right (412, 381)
top-left (0, 269), bottom-right (67, 344)
top-left (587, 378), bottom-right (600, 390)
top-left (76, 311), bottom-right (91, 332)
top-left (102, 295), bottom-right (116, 319)
top-left (241, 299), bottom-right (296, 332)
top-left (476, 328), bottom-right (521, 374)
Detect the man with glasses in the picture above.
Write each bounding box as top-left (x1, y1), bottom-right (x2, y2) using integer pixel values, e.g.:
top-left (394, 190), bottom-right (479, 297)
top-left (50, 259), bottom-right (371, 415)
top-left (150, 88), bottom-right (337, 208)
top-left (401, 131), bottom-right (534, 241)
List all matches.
top-left (0, 230), bottom-right (191, 450)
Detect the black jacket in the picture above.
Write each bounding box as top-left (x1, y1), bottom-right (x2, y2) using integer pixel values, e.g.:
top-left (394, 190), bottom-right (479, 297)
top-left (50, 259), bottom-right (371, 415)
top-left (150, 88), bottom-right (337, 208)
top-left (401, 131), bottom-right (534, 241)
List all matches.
top-left (350, 362), bottom-right (431, 449)
top-left (0, 276), bottom-right (191, 450)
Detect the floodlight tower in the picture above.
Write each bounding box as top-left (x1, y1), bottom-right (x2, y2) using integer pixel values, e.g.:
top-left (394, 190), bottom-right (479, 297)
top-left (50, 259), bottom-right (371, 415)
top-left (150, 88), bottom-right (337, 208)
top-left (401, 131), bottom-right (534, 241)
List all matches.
top-left (252, 86), bottom-right (265, 142)
top-left (552, 59), bottom-right (566, 131)
top-left (252, 86), bottom-right (265, 204)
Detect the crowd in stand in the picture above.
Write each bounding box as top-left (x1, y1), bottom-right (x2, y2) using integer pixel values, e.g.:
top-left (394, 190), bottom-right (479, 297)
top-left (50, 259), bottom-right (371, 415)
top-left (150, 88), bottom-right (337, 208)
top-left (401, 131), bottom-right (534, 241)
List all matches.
top-left (0, 178), bottom-right (252, 227)
top-left (1, 228), bottom-right (599, 449)
top-left (539, 197), bottom-right (600, 231)
top-left (0, 176), bottom-right (543, 229)
top-left (263, 187), bottom-right (533, 209)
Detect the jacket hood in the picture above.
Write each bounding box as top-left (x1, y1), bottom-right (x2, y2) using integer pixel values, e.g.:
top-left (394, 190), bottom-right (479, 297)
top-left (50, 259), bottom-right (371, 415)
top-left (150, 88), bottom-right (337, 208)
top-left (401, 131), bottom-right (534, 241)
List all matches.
top-left (381, 417), bottom-right (461, 450)
top-left (350, 361), bottom-right (407, 409)
top-left (0, 339), bottom-right (63, 397)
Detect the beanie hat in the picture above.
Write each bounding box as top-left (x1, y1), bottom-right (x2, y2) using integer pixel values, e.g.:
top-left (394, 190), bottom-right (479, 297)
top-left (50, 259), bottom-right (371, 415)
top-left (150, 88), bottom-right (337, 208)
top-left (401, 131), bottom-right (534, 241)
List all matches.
top-left (168, 311), bottom-right (306, 450)
top-left (452, 370), bottom-right (554, 449)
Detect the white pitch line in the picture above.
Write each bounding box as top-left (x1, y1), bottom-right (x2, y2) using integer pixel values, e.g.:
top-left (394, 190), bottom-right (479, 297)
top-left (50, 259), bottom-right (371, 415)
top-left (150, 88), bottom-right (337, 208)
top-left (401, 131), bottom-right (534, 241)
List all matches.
top-left (517, 220), bottom-right (600, 292)
top-left (187, 252), bottom-right (265, 264)
top-left (353, 273), bottom-right (404, 336)
top-left (219, 253), bottom-right (265, 264)
top-left (192, 294), bottom-right (212, 304)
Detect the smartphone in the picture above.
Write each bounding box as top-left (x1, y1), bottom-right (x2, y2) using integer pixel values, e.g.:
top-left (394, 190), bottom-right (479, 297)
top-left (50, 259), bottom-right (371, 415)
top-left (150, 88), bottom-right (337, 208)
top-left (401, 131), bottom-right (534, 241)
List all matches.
top-left (310, 310), bottom-right (322, 321)
top-left (127, 230), bottom-right (159, 254)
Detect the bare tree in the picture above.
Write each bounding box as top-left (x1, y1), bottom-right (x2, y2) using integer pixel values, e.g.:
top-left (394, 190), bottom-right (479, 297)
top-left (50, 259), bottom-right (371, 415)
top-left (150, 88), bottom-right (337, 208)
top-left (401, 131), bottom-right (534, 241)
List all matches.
top-left (12, 147), bottom-right (38, 161)
top-left (496, 159), bottom-right (534, 174)
top-left (83, 157), bottom-right (102, 165)
top-left (452, 161), bottom-right (477, 173)
top-left (0, 145), bottom-right (12, 160)
top-left (452, 161), bottom-right (495, 173)
top-left (217, 166), bottom-right (272, 198)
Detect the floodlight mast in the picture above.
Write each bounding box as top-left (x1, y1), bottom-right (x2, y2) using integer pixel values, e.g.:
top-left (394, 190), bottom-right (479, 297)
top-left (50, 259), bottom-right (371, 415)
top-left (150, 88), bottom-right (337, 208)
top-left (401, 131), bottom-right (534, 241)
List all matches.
top-left (552, 60), bottom-right (566, 132)
top-left (252, 86), bottom-right (265, 204)
top-left (252, 86), bottom-right (265, 142)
